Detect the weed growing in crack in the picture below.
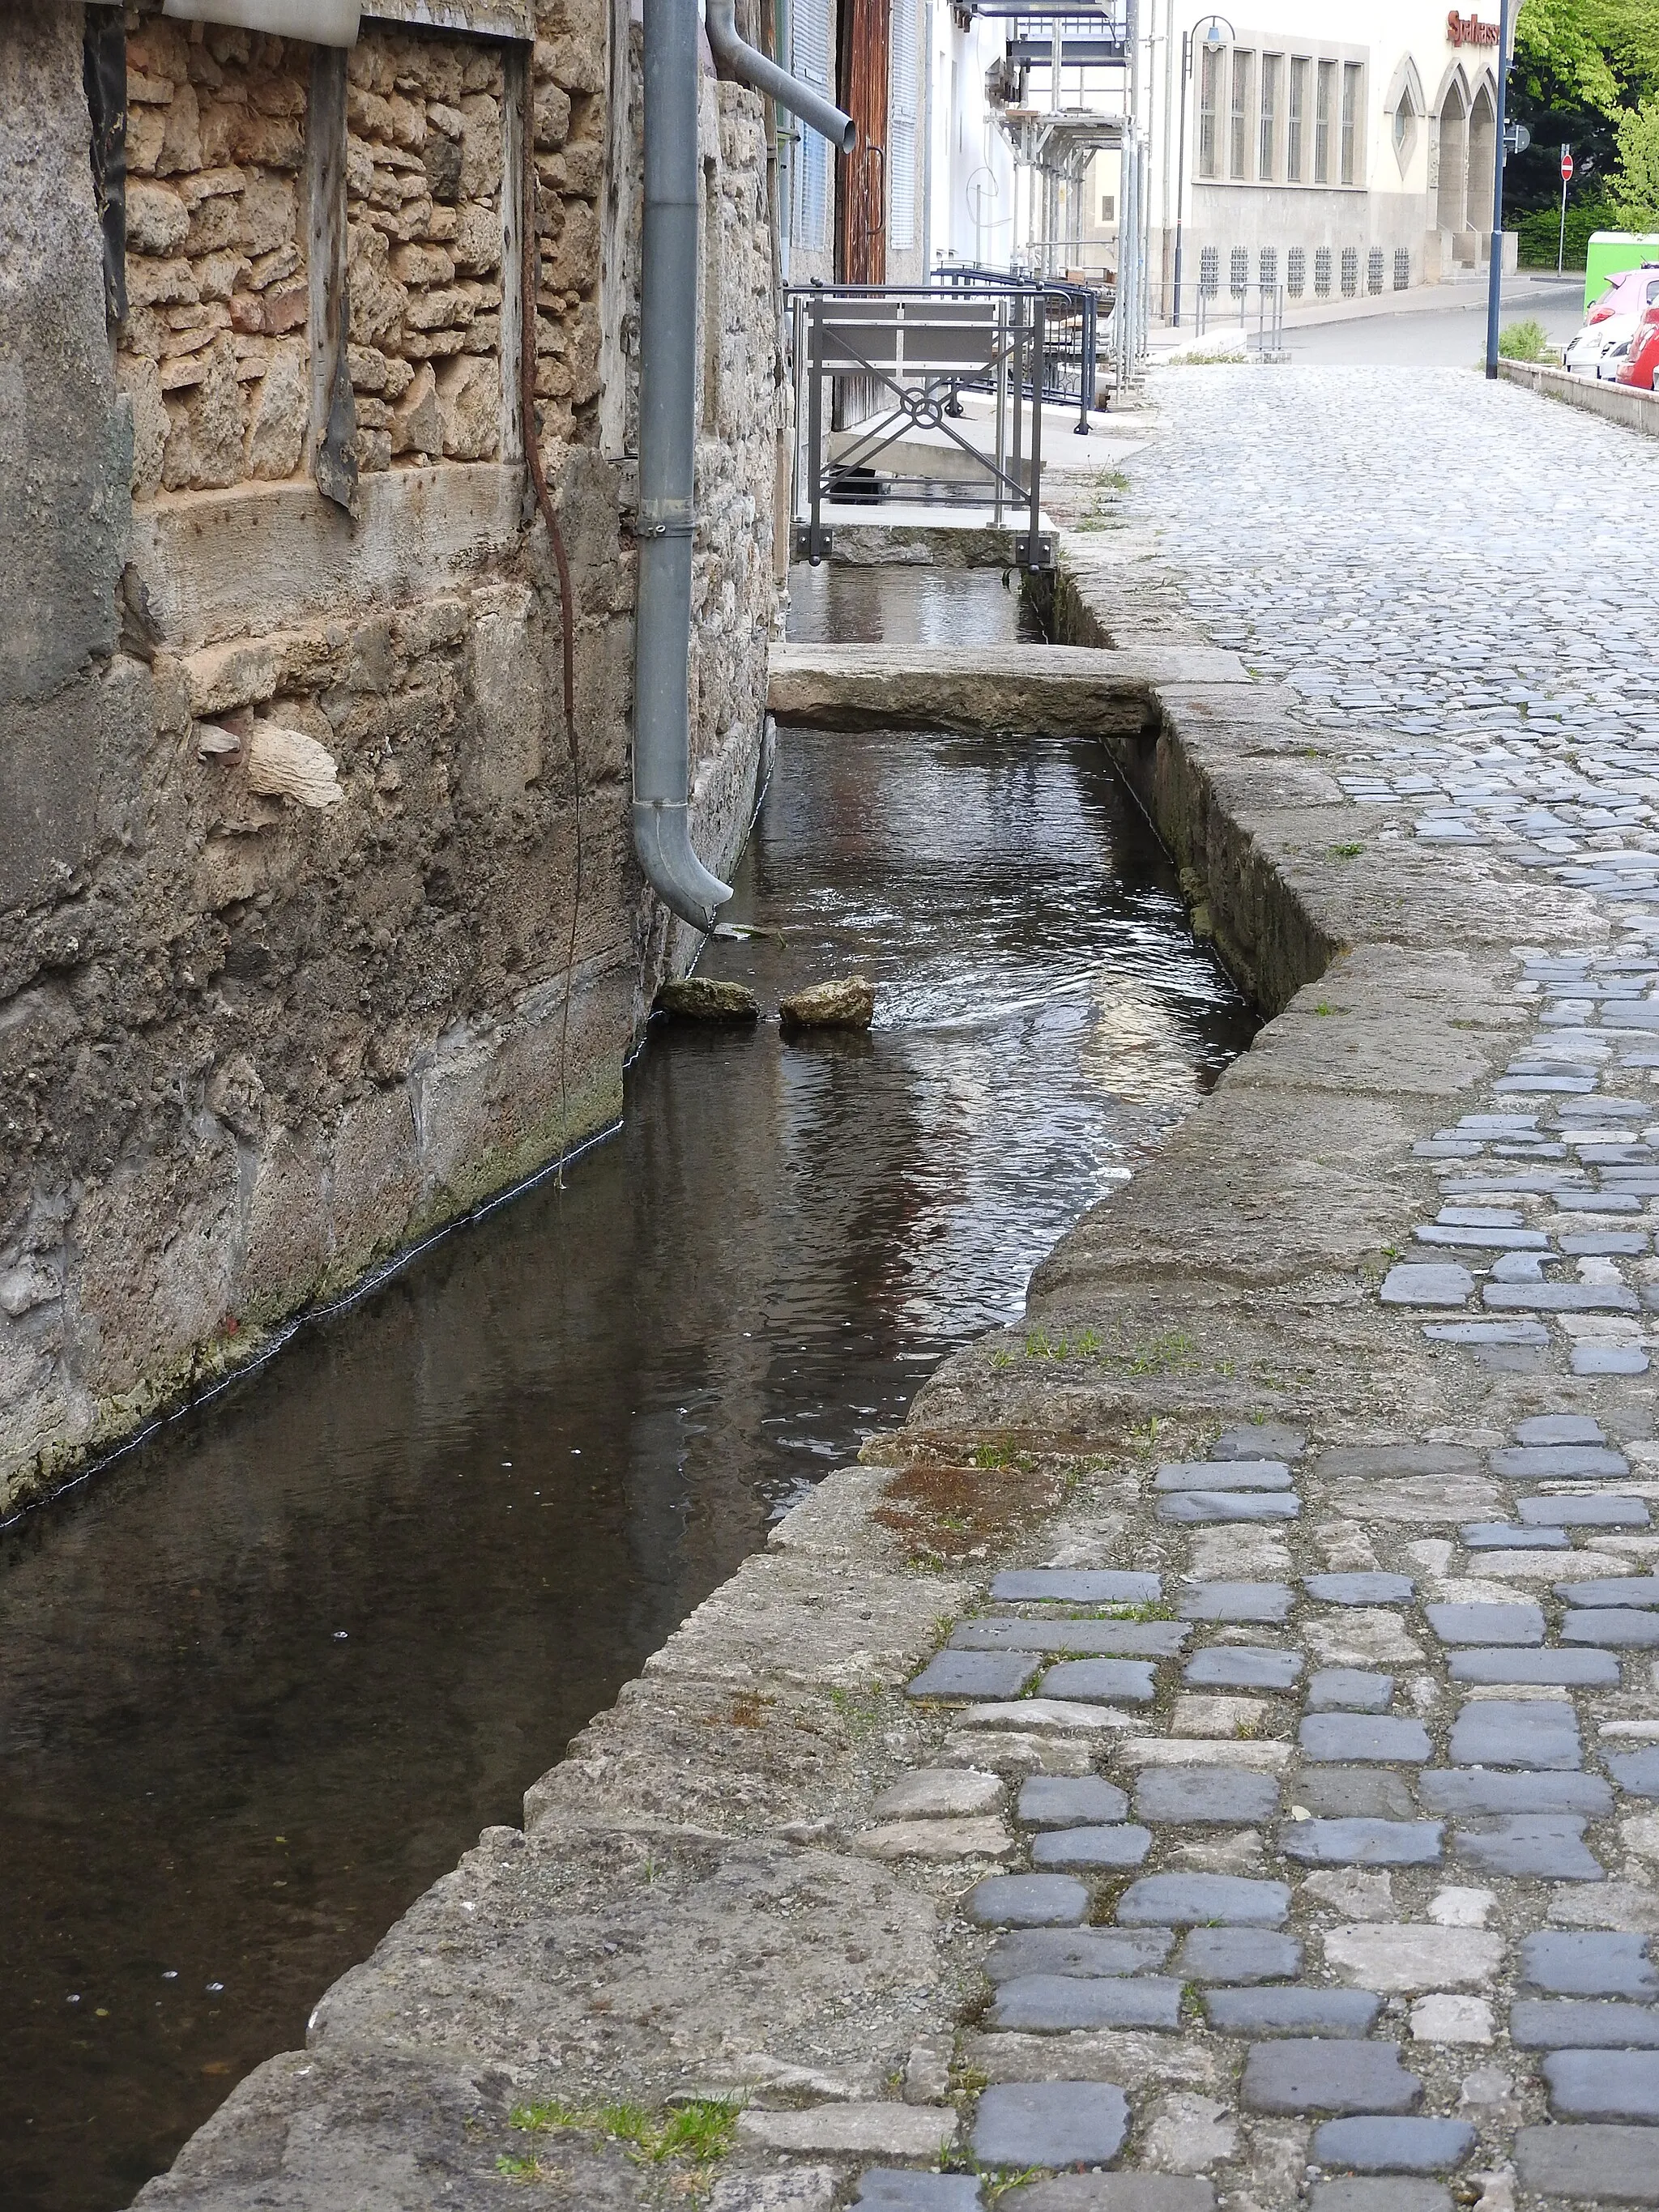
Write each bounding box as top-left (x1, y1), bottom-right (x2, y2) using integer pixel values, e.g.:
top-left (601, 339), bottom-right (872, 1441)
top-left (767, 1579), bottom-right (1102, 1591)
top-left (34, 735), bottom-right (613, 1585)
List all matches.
top-left (496, 2150), bottom-right (547, 2180)
top-left (508, 2096), bottom-right (741, 2168)
top-left (1120, 1329), bottom-right (1199, 1375)
top-left (1023, 1324), bottom-right (1103, 1361)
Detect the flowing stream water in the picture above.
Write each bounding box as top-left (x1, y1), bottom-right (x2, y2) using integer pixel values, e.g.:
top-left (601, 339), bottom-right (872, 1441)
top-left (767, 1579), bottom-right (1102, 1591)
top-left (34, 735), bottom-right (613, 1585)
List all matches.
top-left (0, 569), bottom-right (1255, 2212)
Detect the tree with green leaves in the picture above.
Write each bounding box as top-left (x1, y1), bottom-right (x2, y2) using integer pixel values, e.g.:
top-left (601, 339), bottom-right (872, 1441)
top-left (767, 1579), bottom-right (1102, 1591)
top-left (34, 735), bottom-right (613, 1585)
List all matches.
top-left (1610, 96), bottom-right (1659, 223)
top-left (1507, 0), bottom-right (1659, 246)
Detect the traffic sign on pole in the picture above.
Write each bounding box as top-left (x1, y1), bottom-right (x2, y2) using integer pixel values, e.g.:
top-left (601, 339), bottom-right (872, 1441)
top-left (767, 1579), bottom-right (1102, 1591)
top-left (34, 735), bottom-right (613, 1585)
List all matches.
top-left (1559, 145), bottom-right (1572, 275)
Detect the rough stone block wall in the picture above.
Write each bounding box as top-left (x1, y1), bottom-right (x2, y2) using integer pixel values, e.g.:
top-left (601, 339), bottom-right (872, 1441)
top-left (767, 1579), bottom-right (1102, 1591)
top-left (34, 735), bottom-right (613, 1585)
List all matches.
top-left (117, 7), bottom-right (313, 496)
top-left (0, 0), bottom-right (783, 1515)
top-left (344, 24), bottom-right (507, 470)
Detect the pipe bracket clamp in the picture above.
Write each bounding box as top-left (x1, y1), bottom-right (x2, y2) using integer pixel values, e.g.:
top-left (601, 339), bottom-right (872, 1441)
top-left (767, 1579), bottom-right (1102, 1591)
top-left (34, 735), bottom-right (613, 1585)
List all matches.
top-left (636, 516), bottom-right (698, 540)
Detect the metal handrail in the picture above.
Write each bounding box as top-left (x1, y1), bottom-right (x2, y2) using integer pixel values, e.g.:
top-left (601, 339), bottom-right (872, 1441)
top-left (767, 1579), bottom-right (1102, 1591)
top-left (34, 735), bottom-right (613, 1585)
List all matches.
top-left (1192, 280), bottom-right (1286, 357)
top-left (787, 280), bottom-right (1058, 569)
top-left (936, 262), bottom-right (1099, 430)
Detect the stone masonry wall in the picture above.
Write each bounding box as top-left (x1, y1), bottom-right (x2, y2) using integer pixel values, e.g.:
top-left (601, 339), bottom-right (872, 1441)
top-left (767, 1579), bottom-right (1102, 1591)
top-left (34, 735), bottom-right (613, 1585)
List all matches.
top-left (118, 6), bottom-right (313, 496)
top-left (0, 0), bottom-right (783, 1515)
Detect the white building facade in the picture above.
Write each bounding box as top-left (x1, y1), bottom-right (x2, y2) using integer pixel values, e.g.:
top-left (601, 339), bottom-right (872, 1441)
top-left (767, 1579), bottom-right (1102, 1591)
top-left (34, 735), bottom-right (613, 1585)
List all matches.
top-left (1150, 1), bottom-right (1514, 316)
top-left (922, 0), bottom-right (1516, 317)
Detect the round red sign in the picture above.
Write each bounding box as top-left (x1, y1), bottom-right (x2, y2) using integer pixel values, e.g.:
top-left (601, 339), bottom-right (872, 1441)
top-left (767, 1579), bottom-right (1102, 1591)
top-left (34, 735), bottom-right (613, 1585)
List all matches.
top-left (1561, 151), bottom-right (1575, 180)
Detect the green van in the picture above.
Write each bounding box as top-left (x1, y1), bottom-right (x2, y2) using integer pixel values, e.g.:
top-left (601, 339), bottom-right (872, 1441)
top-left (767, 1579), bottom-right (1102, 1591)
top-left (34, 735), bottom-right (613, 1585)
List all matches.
top-left (1586, 232), bottom-right (1659, 313)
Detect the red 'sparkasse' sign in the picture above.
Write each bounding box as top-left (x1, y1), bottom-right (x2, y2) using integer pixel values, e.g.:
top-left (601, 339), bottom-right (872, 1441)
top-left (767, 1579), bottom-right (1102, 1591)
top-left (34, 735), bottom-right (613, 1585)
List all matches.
top-left (1447, 9), bottom-right (1500, 42)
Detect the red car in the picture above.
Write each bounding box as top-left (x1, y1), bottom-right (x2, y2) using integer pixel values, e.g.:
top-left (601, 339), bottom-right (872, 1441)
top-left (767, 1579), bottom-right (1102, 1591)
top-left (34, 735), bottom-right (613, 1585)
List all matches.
top-left (1618, 303), bottom-right (1659, 391)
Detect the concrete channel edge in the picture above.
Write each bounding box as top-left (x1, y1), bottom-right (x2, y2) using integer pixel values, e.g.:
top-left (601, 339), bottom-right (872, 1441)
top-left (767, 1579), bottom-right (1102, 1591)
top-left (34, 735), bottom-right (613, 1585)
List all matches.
top-left (134, 535), bottom-right (1648, 2211)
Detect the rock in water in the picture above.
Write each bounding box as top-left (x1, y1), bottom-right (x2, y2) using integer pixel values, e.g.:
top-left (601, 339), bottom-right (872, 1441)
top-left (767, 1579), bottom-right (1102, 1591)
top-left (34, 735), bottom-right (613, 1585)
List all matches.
top-left (778, 977), bottom-right (876, 1033)
top-left (656, 978), bottom-right (760, 1021)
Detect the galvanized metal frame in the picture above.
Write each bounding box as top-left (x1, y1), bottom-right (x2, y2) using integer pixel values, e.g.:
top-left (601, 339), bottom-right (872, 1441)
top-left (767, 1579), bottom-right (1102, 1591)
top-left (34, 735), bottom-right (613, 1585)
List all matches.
top-left (788, 280), bottom-right (1068, 568)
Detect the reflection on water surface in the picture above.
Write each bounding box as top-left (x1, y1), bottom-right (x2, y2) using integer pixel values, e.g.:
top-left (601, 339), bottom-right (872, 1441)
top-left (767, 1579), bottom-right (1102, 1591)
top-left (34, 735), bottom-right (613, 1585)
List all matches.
top-left (0, 568), bottom-right (1253, 2211)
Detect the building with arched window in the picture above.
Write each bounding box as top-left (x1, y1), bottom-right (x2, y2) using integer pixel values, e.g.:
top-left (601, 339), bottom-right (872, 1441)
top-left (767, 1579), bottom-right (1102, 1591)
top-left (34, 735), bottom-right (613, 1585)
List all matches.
top-left (921, 1), bottom-right (1518, 315)
top-left (1138, 2), bottom-right (1517, 310)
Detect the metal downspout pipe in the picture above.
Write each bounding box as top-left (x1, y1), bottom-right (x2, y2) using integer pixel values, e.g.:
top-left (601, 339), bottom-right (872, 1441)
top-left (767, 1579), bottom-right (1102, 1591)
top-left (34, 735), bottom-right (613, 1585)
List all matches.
top-left (705, 0), bottom-right (858, 156)
top-left (633, 0), bottom-right (853, 933)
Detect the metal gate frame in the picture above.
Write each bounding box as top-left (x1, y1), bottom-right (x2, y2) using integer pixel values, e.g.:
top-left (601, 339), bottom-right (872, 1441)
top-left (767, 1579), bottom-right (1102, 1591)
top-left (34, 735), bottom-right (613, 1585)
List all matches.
top-left (788, 280), bottom-right (1064, 569)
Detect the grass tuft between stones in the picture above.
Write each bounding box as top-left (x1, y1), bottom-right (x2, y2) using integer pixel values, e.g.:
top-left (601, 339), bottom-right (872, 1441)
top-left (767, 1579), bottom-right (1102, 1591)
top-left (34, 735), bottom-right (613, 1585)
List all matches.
top-left (505, 2095), bottom-right (742, 2168)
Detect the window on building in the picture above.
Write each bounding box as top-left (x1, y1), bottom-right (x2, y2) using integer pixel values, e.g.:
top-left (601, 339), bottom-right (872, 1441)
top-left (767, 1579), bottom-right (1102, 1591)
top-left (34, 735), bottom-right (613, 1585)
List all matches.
top-left (1259, 53), bottom-right (1279, 181)
top-left (1286, 245), bottom-right (1307, 295)
top-left (1198, 43), bottom-right (1222, 178)
top-left (1199, 243), bottom-right (1219, 296)
top-left (888, 0), bottom-right (919, 251)
top-left (792, 0), bottom-right (832, 249)
top-left (1341, 61), bottom-right (1362, 184)
top-left (1229, 245), bottom-right (1248, 294)
top-left (1341, 244), bottom-right (1358, 294)
top-left (1286, 58), bottom-right (1307, 181)
top-left (1314, 245), bottom-right (1332, 295)
top-left (1315, 58), bottom-right (1333, 184)
top-left (1259, 245), bottom-right (1277, 289)
top-left (1100, 194), bottom-right (1115, 222)
top-left (1230, 49), bottom-right (1252, 181)
top-left (1367, 245), bottom-right (1384, 292)
top-left (1393, 245), bottom-right (1411, 288)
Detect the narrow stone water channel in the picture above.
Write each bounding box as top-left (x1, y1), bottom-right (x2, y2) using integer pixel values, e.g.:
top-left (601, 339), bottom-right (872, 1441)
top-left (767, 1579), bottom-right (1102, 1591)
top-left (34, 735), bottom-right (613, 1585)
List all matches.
top-left (0, 570), bottom-right (1255, 2212)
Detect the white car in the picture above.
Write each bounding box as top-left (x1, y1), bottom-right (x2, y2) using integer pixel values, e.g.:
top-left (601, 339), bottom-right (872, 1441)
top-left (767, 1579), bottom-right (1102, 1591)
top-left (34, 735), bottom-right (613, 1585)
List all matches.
top-left (1563, 266), bottom-right (1659, 378)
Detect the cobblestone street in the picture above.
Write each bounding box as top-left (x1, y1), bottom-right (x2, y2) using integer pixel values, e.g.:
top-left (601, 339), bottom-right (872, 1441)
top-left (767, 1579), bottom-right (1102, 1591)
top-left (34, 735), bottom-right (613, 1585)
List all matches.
top-left (1141, 367), bottom-right (1659, 880)
top-left (823, 381), bottom-right (1659, 2212)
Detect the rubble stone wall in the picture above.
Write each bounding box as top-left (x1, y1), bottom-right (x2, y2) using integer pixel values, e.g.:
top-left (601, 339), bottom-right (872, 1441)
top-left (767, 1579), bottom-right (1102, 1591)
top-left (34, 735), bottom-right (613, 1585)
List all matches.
top-left (0, 0), bottom-right (783, 1515)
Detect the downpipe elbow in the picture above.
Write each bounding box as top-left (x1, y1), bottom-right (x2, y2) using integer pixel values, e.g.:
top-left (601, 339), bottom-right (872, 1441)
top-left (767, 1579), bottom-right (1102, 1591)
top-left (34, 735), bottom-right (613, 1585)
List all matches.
top-left (704, 0), bottom-right (856, 154)
top-left (632, 799), bottom-right (734, 935)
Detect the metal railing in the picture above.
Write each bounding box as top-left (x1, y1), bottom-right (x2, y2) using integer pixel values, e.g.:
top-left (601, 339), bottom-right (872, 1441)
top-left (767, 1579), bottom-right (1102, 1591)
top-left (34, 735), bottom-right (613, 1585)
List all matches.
top-left (787, 281), bottom-right (1071, 569)
top-left (936, 263), bottom-right (1102, 428)
top-left (1192, 280), bottom-right (1287, 359)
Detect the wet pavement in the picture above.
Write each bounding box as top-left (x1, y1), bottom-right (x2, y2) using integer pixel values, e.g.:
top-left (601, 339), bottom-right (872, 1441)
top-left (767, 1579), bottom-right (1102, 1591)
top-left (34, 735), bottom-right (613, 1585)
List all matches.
top-left (0, 567), bottom-right (1252, 2212)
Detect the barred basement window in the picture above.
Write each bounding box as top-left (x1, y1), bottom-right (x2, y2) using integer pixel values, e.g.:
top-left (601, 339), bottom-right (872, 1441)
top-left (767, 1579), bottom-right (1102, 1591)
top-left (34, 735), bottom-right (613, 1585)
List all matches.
top-left (1230, 246), bottom-right (1248, 295)
top-left (1200, 245), bottom-right (1220, 296)
top-left (1286, 246), bottom-right (1307, 296)
top-left (1393, 246), bottom-right (1410, 290)
top-left (1367, 246), bottom-right (1384, 294)
top-left (1313, 246), bottom-right (1333, 296)
top-left (1259, 246), bottom-right (1277, 290)
top-left (1341, 245), bottom-right (1358, 296)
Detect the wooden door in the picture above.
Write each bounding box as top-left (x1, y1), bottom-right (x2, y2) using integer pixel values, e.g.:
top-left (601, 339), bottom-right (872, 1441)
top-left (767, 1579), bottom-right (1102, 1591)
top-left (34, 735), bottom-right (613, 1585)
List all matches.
top-left (838, 0), bottom-right (889, 284)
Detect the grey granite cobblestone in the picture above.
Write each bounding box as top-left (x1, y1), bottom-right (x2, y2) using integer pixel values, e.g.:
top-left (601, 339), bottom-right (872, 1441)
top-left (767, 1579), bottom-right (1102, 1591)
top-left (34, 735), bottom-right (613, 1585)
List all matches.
top-left (971, 2083), bottom-right (1130, 2167)
top-left (1156, 1460), bottom-right (1293, 1492)
top-left (1300, 1715), bottom-right (1431, 1762)
top-left (989, 1973), bottom-right (1182, 2031)
top-left (1202, 1986), bottom-right (1382, 2035)
top-left (1306, 1669), bottom-right (1396, 1711)
top-left (1183, 1647), bottom-right (1303, 1692)
top-left (1133, 1768), bottom-right (1280, 1824)
top-left (1030, 1823), bottom-right (1154, 1870)
top-left (1279, 1818), bottom-right (1444, 1866)
top-left (1310, 2118), bottom-right (1474, 2175)
top-left (1038, 1660), bottom-right (1158, 1704)
top-left (1016, 1777), bottom-right (1129, 1828)
top-left (1512, 1998), bottom-right (1659, 2046)
top-left (1240, 2040), bottom-right (1422, 2116)
top-left (1543, 2048), bottom-right (1659, 2119)
top-left (983, 1927), bottom-right (1173, 1982)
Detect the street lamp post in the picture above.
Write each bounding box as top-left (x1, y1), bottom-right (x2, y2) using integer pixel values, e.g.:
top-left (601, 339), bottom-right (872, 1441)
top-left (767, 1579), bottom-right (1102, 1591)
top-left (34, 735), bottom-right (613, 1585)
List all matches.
top-left (1484, 0), bottom-right (1513, 380)
top-left (1171, 14), bottom-right (1232, 330)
